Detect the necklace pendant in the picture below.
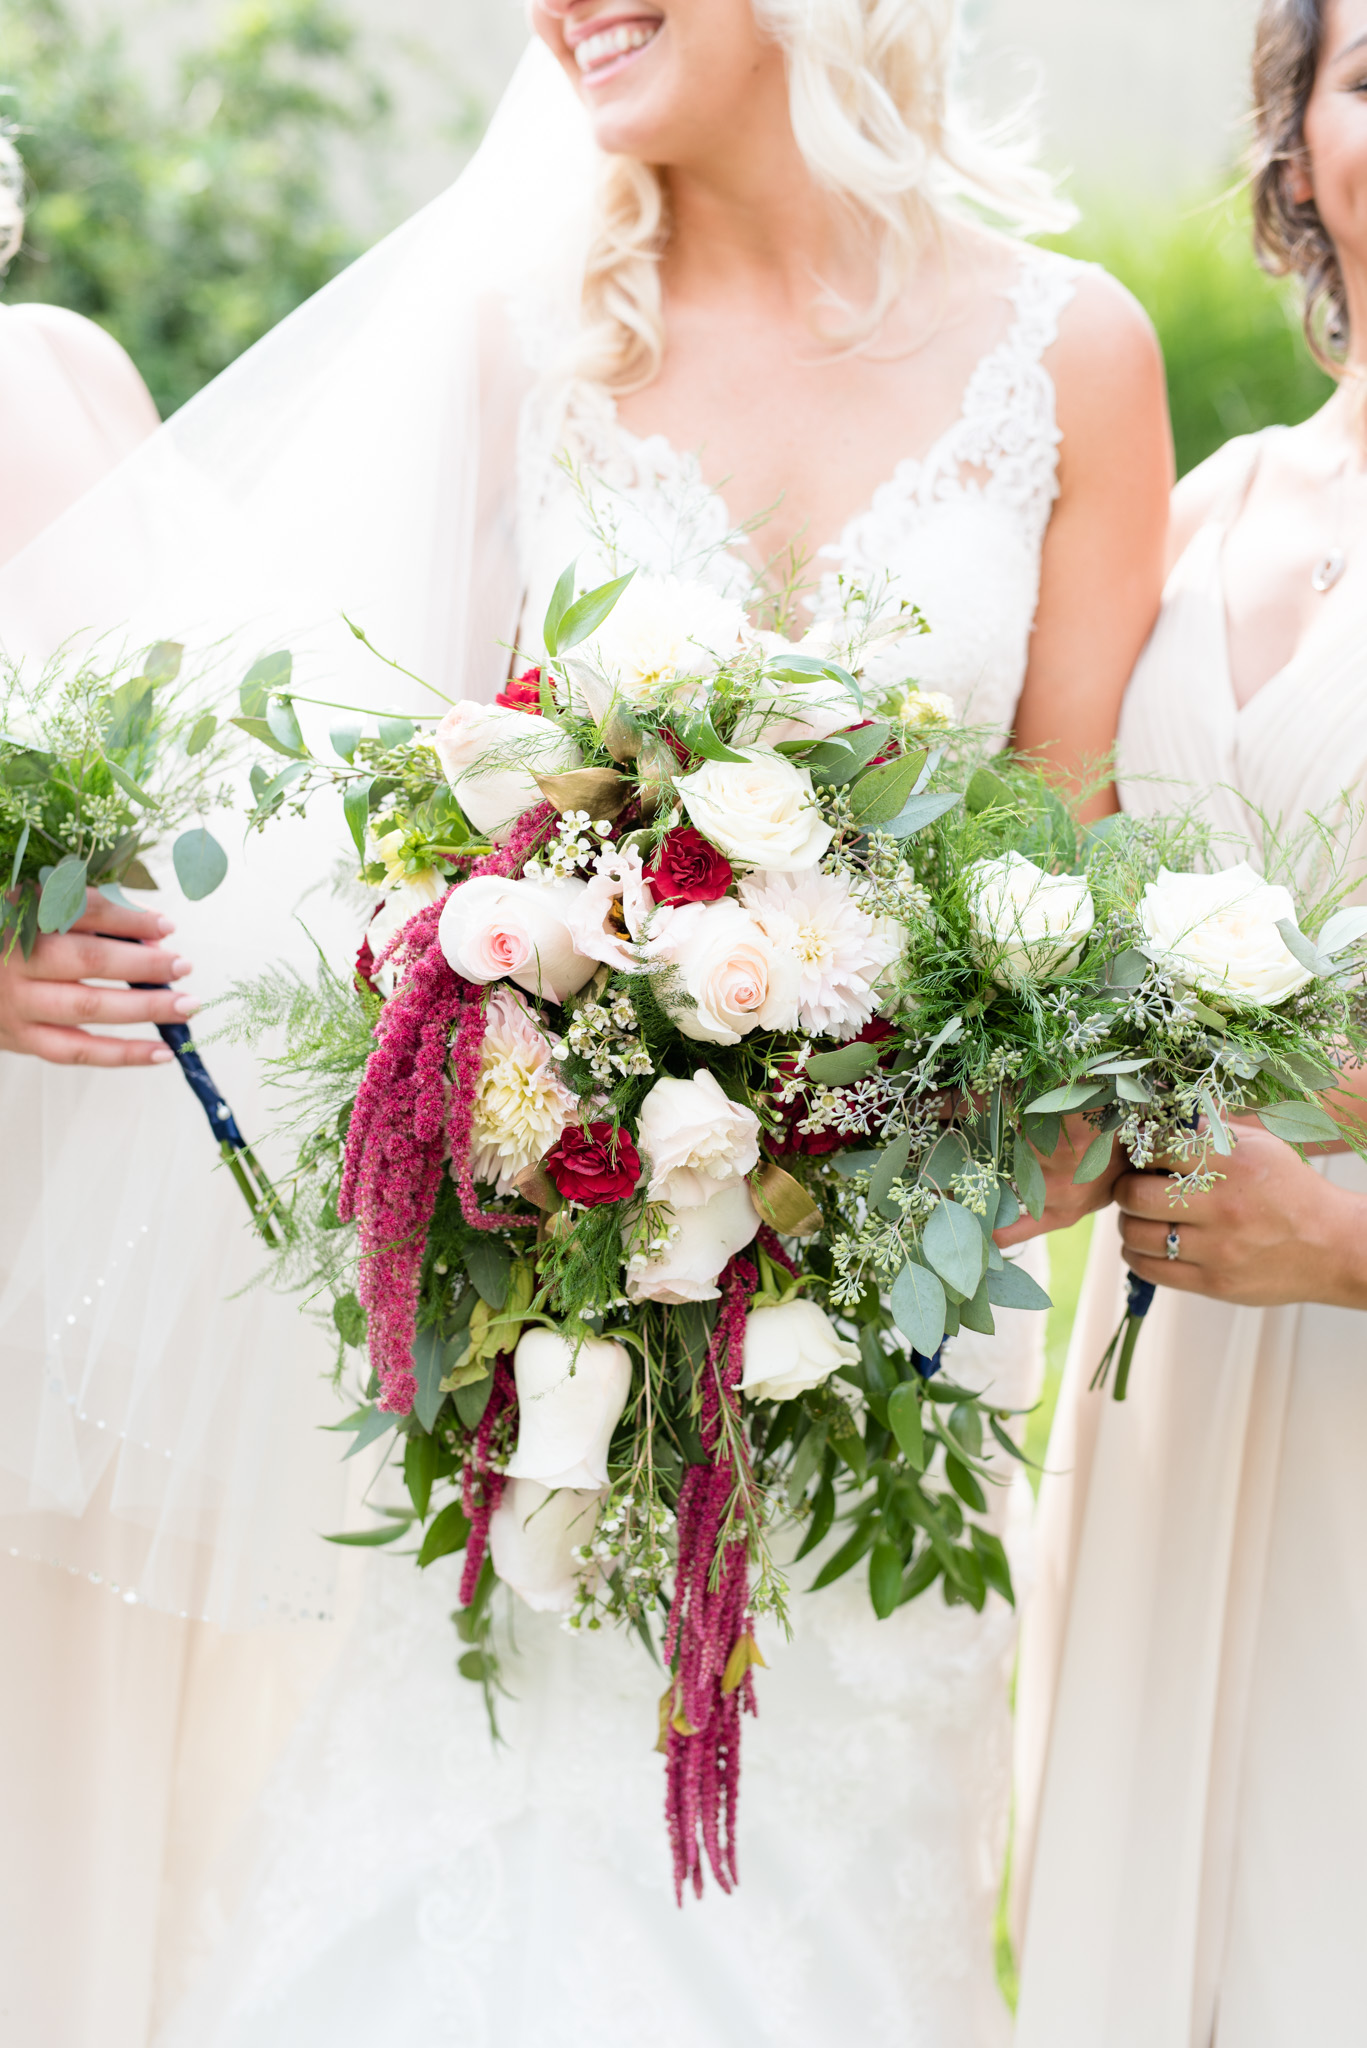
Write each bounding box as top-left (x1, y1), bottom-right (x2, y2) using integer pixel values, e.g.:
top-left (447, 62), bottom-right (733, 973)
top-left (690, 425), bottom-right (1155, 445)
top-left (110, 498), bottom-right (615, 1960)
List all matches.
top-left (1312, 548), bottom-right (1346, 593)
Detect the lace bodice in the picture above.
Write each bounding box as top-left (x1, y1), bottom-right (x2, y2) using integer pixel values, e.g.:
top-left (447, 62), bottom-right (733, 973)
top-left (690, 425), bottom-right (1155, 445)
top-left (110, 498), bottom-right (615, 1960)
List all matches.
top-left (518, 247), bottom-right (1083, 735)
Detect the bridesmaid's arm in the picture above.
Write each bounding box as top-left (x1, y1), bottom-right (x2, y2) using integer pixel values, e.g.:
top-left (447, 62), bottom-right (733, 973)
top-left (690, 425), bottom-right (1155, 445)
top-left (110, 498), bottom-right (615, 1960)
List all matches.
top-left (1011, 270), bottom-right (1172, 820)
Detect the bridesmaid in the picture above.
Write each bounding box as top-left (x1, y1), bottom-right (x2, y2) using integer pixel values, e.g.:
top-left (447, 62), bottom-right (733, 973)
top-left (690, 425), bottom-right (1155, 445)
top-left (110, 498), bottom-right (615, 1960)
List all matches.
top-left (1015, 4), bottom-right (1367, 2043)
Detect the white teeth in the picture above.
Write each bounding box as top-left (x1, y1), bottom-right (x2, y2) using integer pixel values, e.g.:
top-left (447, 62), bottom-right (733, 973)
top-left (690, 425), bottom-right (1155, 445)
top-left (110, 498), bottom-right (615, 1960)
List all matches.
top-left (574, 21), bottom-right (660, 73)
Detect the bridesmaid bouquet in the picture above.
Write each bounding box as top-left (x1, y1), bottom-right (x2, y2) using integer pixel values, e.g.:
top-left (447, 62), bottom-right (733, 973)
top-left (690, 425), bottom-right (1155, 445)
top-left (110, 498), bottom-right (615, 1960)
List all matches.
top-left (226, 562), bottom-right (1367, 1896)
top-left (0, 639), bottom-right (281, 1237)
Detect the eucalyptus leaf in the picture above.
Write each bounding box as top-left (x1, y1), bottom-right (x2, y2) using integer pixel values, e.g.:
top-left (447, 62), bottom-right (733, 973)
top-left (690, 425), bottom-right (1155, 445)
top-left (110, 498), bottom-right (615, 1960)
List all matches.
top-left (7, 820), bottom-right (29, 891)
top-left (958, 1275), bottom-right (995, 1335)
top-left (881, 789), bottom-right (962, 839)
top-left (185, 711), bottom-right (217, 757)
top-left (378, 715), bottom-right (415, 751)
top-left (1024, 1080), bottom-right (1108, 1115)
top-left (804, 1041), bottom-right (881, 1086)
top-left (231, 714), bottom-right (304, 759)
top-left (37, 855), bottom-right (89, 934)
top-left (993, 1181), bottom-right (1021, 1232)
top-left (890, 1259), bottom-right (947, 1357)
top-left (1257, 1098), bottom-right (1341, 1145)
top-left (241, 651), bottom-right (292, 718)
top-left (923, 1130), bottom-right (969, 1187)
top-left (330, 719), bottom-right (362, 764)
top-left (542, 559), bottom-right (578, 656)
top-left (1275, 916), bottom-right (1336, 980)
top-left (556, 571), bottom-right (635, 652)
top-left (804, 722), bottom-right (889, 786)
top-left (258, 760), bottom-right (310, 808)
top-left (172, 827), bottom-right (228, 901)
top-left (105, 759), bottom-right (152, 806)
top-left (964, 765), bottom-right (1014, 813)
top-left (343, 777), bottom-right (375, 859)
top-left (412, 1327), bottom-right (447, 1432)
top-left (1072, 1126), bottom-right (1115, 1185)
top-left (1105, 947), bottom-right (1151, 989)
top-left (848, 748), bottom-right (926, 829)
top-left (887, 1382), bottom-right (926, 1471)
top-left (342, 1405), bottom-right (398, 1461)
top-left (867, 1133), bottom-right (912, 1211)
top-left (1200, 1090), bottom-right (1234, 1155)
top-left (141, 639), bottom-right (183, 684)
top-left (266, 696), bottom-right (307, 756)
top-left (985, 1261), bottom-right (1053, 1312)
top-left (921, 1199), bottom-right (985, 1299)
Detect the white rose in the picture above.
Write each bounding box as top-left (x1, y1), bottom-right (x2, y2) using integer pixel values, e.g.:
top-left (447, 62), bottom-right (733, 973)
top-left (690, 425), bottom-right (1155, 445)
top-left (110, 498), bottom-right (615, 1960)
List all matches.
top-left (636, 1069), bottom-right (761, 1209)
top-left (625, 1179), bottom-right (760, 1305)
top-left (433, 700), bottom-right (581, 833)
top-left (505, 1329), bottom-right (632, 1490)
top-left (676, 747), bottom-right (833, 872)
top-left (583, 574), bottom-right (748, 704)
top-left (966, 852), bottom-right (1095, 983)
top-left (646, 897), bottom-right (801, 1045)
top-left (438, 874), bottom-right (599, 1004)
top-left (740, 1299), bottom-right (860, 1403)
top-left (1138, 862), bottom-right (1314, 1007)
top-left (740, 667), bottom-right (857, 746)
top-left (489, 1477), bottom-right (601, 1614)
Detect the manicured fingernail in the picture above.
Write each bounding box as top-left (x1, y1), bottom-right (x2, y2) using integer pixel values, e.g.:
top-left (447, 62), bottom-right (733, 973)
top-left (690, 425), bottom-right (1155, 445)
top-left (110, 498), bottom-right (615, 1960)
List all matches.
top-left (173, 996), bottom-right (200, 1018)
top-left (156, 917), bottom-right (176, 935)
top-left (151, 1047), bottom-right (174, 1063)
top-left (169, 958), bottom-right (193, 979)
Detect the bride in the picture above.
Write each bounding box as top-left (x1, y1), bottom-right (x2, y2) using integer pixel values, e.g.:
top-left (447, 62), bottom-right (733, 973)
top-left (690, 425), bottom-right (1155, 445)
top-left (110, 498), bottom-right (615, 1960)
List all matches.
top-left (0, 3), bottom-right (1167, 2042)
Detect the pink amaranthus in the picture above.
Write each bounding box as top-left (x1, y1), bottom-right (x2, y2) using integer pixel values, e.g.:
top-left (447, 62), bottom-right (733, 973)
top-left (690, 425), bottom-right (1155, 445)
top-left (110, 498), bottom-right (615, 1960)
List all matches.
top-left (663, 1254), bottom-right (761, 1902)
top-left (337, 804), bottom-right (555, 1413)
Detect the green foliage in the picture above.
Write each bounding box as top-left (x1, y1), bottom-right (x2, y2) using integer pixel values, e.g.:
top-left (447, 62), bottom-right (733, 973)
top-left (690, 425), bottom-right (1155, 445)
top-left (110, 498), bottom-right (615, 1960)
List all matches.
top-left (1054, 192), bottom-right (1334, 477)
top-left (0, 0), bottom-right (390, 416)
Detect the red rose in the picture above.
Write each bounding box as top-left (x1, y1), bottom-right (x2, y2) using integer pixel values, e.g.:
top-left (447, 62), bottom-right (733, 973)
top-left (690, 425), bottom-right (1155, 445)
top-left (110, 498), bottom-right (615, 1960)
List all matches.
top-left (544, 1120), bottom-right (642, 1206)
top-left (496, 667), bottom-right (543, 715)
top-left (643, 827), bottom-right (734, 907)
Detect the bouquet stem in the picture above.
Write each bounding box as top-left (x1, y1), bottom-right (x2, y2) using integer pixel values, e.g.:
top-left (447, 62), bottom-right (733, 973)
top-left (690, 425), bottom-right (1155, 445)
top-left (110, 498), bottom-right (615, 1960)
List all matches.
top-left (1092, 1272), bottom-right (1156, 1402)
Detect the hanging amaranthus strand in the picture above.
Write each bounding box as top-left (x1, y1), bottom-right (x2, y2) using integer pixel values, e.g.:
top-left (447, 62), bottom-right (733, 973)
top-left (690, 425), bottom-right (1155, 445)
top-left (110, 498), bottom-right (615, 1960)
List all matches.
top-left (335, 807), bottom-right (557, 1414)
top-left (663, 1254), bottom-right (760, 1902)
top-left (460, 1356), bottom-right (518, 1605)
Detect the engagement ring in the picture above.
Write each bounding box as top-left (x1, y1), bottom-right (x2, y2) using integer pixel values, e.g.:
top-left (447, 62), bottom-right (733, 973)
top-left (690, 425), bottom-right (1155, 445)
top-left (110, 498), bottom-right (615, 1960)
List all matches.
top-left (1165, 1227), bottom-right (1181, 1261)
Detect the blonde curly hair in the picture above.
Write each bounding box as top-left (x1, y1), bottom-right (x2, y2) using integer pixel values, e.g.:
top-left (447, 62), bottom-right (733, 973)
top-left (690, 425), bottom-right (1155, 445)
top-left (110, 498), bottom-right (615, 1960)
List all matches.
top-left (0, 129), bottom-right (24, 272)
top-left (577, 0), bottom-right (1072, 391)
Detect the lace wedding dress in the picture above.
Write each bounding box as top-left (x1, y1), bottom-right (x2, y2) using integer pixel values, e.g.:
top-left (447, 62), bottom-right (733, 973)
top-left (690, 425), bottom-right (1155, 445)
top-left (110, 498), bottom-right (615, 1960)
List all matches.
top-left (156, 244), bottom-right (1081, 2048)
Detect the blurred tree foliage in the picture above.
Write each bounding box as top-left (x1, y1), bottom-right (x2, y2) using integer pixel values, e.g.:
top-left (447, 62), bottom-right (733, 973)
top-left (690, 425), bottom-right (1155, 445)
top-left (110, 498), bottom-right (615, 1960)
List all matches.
top-left (1055, 194), bottom-right (1335, 477)
top-left (0, 0), bottom-right (390, 417)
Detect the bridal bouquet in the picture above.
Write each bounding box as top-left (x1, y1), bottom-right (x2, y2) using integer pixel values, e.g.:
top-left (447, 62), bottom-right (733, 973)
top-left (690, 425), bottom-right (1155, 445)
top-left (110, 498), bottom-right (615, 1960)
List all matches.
top-left (227, 563), bottom-right (1366, 1897)
top-left (0, 639), bottom-right (280, 1236)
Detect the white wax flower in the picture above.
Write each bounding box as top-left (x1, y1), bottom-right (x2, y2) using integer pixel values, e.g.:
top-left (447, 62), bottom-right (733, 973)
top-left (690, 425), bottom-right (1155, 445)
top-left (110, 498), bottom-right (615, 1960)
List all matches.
top-left (645, 897), bottom-right (801, 1046)
top-left (1139, 862), bottom-right (1316, 1007)
top-left (489, 1477), bottom-right (602, 1614)
top-left (676, 747), bottom-right (833, 872)
top-left (433, 700), bottom-right (581, 833)
top-left (636, 1070), bottom-right (761, 1209)
top-left (506, 1329), bottom-right (632, 1490)
top-left (738, 868), bottom-right (903, 1038)
top-left (582, 573), bottom-right (748, 704)
top-left (740, 1299), bottom-right (860, 1403)
top-left (625, 1179), bottom-right (760, 1305)
top-left (438, 874), bottom-right (599, 1004)
top-left (468, 989), bottom-right (576, 1195)
top-left (966, 852), bottom-right (1095, 983)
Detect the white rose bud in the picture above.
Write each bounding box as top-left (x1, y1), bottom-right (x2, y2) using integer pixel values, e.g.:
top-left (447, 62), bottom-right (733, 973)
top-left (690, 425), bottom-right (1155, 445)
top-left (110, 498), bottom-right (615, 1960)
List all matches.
top-left (489, 1477), bottom-right (602, 1614)
top-left (505, 1329), bottom-right (632, 1490)
top-left (966, 852), bottom-right (1095, 983)
top-left (645, 898), bottom-right (801, 1045)
top-left (636, 1069), bottom-right (761, 1209)
top-left (433, 700), bottom-right (581, 833)
top-left (740, 1299), bottom-right (860, 1403)
top-left (1138, 862), bottom-right (1315, 1007)
top-left (676, 746), bottom-right (833, 872)
top-left (438, 874), bottom-right (599, 1004)
top-left (625, 1179), bottom-right (760, 1305)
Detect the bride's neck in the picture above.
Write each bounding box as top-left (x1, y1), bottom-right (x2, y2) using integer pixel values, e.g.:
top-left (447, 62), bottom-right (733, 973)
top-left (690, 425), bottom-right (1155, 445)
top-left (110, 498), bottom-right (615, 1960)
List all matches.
top-left (660, 146), bottom-right (870, 317)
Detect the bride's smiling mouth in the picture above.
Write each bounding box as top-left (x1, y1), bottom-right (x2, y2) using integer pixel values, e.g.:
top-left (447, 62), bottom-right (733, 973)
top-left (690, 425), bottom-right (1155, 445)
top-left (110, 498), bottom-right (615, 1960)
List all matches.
top-left (568, 12), bottom-right (664, 87)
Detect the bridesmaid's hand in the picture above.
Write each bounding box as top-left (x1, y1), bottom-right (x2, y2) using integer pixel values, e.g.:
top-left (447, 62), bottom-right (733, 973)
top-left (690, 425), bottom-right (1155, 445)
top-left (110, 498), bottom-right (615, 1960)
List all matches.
top-left (0, 890), bottom-right (197, 1066)
top-left (1116, 1120), bottom-right (1367, 1310)
top-left (995, 1115), bottom-right (1123, 1248)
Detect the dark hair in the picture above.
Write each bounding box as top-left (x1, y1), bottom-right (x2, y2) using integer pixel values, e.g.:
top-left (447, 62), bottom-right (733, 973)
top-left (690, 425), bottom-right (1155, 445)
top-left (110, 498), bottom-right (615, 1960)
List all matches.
top-left (1251, 0), bottom-right (1349, 372)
